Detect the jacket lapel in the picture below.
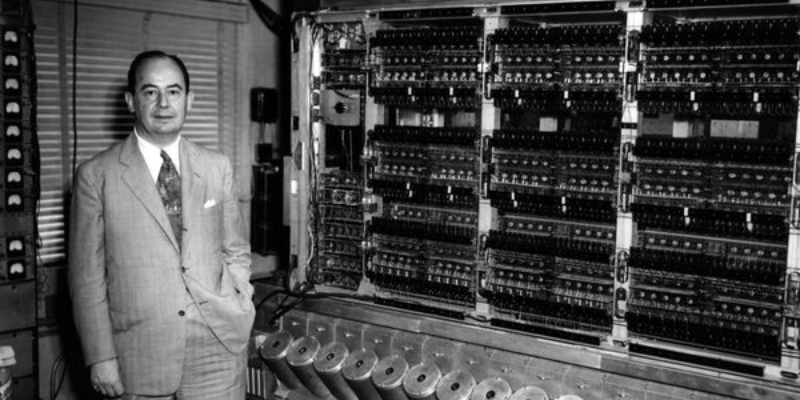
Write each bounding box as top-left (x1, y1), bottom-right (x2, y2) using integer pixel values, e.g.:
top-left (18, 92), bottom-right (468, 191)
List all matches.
top-left (180, 139), bottom-right (206, 248)
top-left (120, 134), bottom-right (181, 252)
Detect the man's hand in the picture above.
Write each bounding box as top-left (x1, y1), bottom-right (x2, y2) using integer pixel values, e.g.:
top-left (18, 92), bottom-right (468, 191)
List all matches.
top-left (90, 359), bottom-right (124, 398)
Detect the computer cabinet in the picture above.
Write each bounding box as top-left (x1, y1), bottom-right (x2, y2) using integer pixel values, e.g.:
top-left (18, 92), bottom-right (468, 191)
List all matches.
top-left (279, 1), bottom-right (800, 398)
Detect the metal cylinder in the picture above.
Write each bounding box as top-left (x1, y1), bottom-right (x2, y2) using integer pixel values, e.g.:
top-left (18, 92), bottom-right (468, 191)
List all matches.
top-left (470, 377), bottom-right (512, 400)
top-left (435, 370), bottom-right (476, 400)
top-left (287, 336), bottom-right (332, 398)
top-left (343, 348), bottom-right (382, 400)
top-left (259, 330), bottom-right (303, 390)
top-left (403, 360), bottom-right (441, 400)
top-left (314, 341), bottom-right (359, 400)
top-left (509, 386), bottom-right (548, 400)
top-left (372, 354), bottom-right (410, 400)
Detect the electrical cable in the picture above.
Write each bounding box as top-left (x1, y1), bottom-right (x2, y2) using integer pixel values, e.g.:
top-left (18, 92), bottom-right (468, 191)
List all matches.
top-left (70, 0), bottom-right (78, 177)
top-left (52, 4), bottom-right (78, 396)
top-left (274, 289), bottom-right (294, 314)
top-left (265, 290), bottom-right (376, 326)
top-left (254, 289), bottom-right (288, 312)
top-left (269, 297), bottom-right (306, 325)
top-left (255, 278), bottom-right (375, 325)
top-left (248, 0), bottom-right (288, 37)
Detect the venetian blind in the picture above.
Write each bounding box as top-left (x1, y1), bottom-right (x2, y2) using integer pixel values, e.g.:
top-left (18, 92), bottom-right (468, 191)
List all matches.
top-left (33, 0), bottom-right (245, 267)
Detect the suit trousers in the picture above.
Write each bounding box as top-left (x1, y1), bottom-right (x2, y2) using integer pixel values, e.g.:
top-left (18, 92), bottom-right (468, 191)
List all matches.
top-left (122, 293), bottom-right (246, 400)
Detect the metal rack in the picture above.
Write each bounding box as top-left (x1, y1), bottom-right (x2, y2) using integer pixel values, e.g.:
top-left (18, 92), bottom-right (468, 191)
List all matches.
top-left (0, 0), bottom-right (37, 397)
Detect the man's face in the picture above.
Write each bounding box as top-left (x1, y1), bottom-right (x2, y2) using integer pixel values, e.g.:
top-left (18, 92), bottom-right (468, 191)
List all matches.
top-left (124, 57), bottom-right (193, 144)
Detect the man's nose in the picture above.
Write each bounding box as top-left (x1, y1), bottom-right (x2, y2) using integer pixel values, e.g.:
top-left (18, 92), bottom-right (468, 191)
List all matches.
top-left (157, 92), bottom-right (169, 108)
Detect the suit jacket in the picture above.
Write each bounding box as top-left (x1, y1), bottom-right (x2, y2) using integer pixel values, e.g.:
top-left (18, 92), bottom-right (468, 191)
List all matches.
top-left (68, 134), bottom-right (255, 394)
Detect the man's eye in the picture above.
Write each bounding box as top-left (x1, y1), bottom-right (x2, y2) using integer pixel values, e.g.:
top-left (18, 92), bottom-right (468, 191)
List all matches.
top-left (168, 89), bottom-right (181, 96)
top-left (143, 90), bottom-right (157, 97)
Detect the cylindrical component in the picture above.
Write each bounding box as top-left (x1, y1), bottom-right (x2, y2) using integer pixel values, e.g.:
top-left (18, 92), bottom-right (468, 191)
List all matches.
top-left (259, 330), bottom-right (303, 390)
top-left (314, 342), bottom-right (358, 400)
top-left (372, 354), bottom-right (410, 400)
top-left (287, 336), bottom-right (332, 398)
top-left (558, 396), bottom-right (584, 400)
top-left (509, 386), bottom-right (548, 400)
top-left (470, 377), bottom-right (512, 400)
top-left (403, 360), bottom-right (441, 400)
top-left (343, 348), bottom-right (381, 400)
top-left (436, 370), bottom-right (476, 400)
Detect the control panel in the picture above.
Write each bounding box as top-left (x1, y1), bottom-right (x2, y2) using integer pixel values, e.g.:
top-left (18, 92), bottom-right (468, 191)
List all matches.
top-left (0, 1), bottom-right (38, 398)
top-left (286, 2), bottom-right (800, 393)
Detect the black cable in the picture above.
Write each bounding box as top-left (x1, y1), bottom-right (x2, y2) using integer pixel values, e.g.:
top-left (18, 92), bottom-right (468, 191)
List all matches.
top-left (253, 273), bottom-right (310, 312)
top-left (259, 287), bottom-right (375, 327)
top-left (268, 297), bottom-right (306, 325)
top-left (254, 288), bottom-right (286, 312)
top-left (273, 290), bottom-right (293, 314)
top-left (252, 257), bottom-right (310, 312)
top-left (248, 0), bottom-right (288, 36)
top-left (254, 277), bottom-right (374, 326)
top-left (70, 0), bottom-right (78, 177)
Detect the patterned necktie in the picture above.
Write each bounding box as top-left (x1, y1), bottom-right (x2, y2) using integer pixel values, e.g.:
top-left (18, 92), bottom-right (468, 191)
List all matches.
top-left (157, 150), bottom-right (182, 248)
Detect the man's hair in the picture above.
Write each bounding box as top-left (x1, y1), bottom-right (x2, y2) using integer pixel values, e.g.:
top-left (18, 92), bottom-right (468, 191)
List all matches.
top-left (126, 50), bottom-right (190, 93)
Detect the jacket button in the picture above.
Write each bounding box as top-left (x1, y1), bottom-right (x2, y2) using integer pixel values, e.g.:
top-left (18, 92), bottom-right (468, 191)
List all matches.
top-left (178, 310), bottom-right (185, 317)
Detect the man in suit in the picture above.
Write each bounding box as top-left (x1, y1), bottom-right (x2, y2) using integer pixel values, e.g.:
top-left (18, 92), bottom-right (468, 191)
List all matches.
top-left (68, 50), bottom-right (255, 399)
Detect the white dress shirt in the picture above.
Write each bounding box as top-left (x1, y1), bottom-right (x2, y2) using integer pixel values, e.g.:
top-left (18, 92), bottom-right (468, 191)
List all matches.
top-left (134, 129), bottom-right (181, 183)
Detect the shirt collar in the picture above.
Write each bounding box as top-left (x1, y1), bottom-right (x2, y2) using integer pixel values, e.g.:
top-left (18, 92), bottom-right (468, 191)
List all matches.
top-left (134, 128), bottom-right (181, 180)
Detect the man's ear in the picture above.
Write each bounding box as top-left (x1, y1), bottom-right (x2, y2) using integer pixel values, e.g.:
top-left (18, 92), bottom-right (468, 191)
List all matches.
top-left (124, 91), bottom-right (135, 114)
top-left (187, 90), bottom-right (195, 112)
